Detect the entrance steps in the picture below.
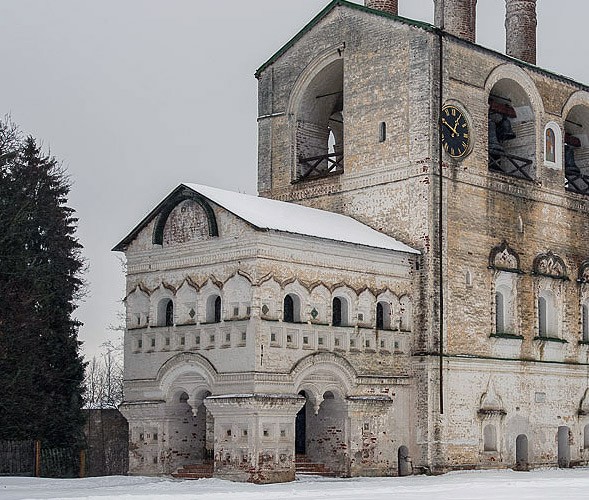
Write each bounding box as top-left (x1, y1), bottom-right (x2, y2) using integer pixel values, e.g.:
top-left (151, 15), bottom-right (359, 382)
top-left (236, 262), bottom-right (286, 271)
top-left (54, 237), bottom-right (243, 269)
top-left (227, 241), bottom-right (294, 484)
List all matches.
top-left (172, 461), bottom-right (214, 479)
top-left (295, 454), bottom-right (337, 477)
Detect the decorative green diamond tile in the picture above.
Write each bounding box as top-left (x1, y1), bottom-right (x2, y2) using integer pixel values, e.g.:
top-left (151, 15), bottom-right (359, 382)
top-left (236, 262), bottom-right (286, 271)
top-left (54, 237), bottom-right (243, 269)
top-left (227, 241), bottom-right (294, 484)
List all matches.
top-left (189, 308), bottom-right (196, 319)
top-left (262, 304), bottom-right (269, 315)
top-left (311, 308), bottom-right (318, 319)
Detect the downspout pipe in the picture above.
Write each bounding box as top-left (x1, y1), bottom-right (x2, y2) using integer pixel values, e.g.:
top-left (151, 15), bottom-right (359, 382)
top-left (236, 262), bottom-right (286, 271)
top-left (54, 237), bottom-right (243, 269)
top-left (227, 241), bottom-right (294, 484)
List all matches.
top-left (437, 23), bottom-right (445, 417)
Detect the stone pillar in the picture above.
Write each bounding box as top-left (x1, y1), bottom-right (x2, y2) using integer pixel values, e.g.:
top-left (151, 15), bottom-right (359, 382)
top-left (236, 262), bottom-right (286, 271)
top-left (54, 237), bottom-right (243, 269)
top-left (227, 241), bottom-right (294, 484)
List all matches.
top-left (434, 0), bottom-right (477, 43)
top-left (365, 0), bottom-right (398, 16)
top-left (205, 394), bottom-right (305, 484)
top-left (119, 401), bottom-right (167, 476)
top-left (505, 0), bottom-right (537, 64)
top-left (346, 396), bottom-right (396, 477)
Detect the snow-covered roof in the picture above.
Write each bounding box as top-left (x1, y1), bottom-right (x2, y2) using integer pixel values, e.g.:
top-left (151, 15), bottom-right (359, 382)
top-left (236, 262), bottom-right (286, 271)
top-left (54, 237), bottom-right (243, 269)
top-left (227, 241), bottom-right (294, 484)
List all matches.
top-left (182, 183), bottom-right (419, 254)
top-left (114, 183), bottom-right (419, 255)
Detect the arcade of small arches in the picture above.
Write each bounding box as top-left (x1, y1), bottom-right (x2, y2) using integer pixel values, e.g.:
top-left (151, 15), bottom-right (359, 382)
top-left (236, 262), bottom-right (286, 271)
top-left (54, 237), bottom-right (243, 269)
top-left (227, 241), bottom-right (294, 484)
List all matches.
top-left (125, 275), bottom-right (413, 333)
top-left (132, 351), bottom-right (412, 477)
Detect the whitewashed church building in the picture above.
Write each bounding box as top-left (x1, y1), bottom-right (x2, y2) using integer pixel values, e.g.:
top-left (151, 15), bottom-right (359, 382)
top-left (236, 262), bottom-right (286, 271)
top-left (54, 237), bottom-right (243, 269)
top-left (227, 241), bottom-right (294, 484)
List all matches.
top-left (115, 0), bottom-right (589, 483)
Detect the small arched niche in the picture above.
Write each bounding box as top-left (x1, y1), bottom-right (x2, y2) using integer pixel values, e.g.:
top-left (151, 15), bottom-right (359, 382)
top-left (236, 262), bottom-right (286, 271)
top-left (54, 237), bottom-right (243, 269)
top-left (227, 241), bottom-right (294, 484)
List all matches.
top-left (544, 121), bottom-right (562, 170)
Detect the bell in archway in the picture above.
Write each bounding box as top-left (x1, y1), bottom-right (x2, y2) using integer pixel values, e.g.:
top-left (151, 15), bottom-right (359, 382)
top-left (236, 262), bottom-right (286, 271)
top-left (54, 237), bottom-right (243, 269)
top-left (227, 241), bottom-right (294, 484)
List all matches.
top-left (565, 144), bottom-right (580, 175)
top-left (488, 115), bottom-right (504, 154)
top-left (496, 115), bottom-right (516, 142)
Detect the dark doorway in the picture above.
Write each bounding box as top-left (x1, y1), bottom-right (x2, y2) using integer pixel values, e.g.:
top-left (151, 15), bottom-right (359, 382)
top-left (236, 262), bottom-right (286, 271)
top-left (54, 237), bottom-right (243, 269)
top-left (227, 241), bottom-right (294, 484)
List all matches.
top-left (558, 426), bottom-right (571, 468)
top-left (295, 391), bottom-right (307, 454)
top-left (515, 434), bottom-right (529, 471)
top-left (398, 445), bottom-right (411, 476)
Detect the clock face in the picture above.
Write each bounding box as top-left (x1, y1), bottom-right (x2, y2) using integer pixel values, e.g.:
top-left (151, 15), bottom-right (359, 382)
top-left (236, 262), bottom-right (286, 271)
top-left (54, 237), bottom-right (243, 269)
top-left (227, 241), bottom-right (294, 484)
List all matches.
top-left (441, 105), bottom-right (471, 158)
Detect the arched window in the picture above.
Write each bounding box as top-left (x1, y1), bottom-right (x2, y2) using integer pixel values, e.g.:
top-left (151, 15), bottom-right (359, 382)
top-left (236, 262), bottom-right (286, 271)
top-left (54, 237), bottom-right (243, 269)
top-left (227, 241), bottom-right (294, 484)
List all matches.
top-left (206, 294), bottom-right (222, 323)
top-left (283, 294), bottom-right (301, 323)
top-left (332, 297), bottom-right (342, 326)
top-left (494, 274), bottom-right (516, 335)
top-left (379, 122), bottom-right (387, 143)
top-left (332, 296), bottom-right (348, 327)
top-left (165, 300), bottom-right (174, 327)
top-left (538, 290), bottom-right (557, 338)
top-left (538, 296), bottom-right (547, 336)
top-left (157, 298), bottom-right (174, 327)
top-left (214, 296), bottom-right (222, 323)
top-left (495, 291), bottom-right (505, 333)
top-left (376, 301), bottom-right (392, 330)
top-left (582, 303), bottom-right (589, 342)
top-left (483, 424), bottom-right (497, 452)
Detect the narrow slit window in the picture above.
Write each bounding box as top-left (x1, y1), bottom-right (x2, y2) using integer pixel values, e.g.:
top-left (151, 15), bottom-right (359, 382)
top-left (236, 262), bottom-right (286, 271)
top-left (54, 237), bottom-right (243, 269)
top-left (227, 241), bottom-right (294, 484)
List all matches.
top-left (379, 122), bottom-right (387, 143)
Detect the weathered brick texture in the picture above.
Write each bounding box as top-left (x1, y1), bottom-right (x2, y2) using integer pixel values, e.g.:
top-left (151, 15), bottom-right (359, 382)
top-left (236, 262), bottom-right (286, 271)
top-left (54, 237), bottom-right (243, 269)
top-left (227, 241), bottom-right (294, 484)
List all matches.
top-left (435, 0), bottom-right (477, 42)
top-left (365, 0), bottom-right (398, 16)
top-left (505, 0), bottom-right (537, 64)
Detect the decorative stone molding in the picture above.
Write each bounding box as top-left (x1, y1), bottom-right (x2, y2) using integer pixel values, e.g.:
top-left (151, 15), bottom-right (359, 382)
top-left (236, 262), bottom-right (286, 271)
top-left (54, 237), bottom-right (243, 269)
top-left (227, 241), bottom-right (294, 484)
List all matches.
top-left (152, 188), bottom-right (218, 246)
top-left (579, 388), bottom-right (589, 416)
top-left (156, 352), bottom-right (219, 397)
top-left (488, 241), bottom-right (521, 273)
top-left (291, 352), bottom-right (357, 396)
top-left (532, 251), bottom-right (568, 280)
top-left (577, 261), bottom-right (589, 283)
top-left (477, 381), bottom-right (506, 418)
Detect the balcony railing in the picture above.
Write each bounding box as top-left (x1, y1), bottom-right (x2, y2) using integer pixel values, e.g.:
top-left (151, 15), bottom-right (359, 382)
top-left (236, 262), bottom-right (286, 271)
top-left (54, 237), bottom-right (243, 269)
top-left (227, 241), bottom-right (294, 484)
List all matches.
top-left (565, 169), bottom-right (589, 196)
top-left (489, 151), bottom-right (533, 181)
top-left (295, 152), bottom-right (344, 182)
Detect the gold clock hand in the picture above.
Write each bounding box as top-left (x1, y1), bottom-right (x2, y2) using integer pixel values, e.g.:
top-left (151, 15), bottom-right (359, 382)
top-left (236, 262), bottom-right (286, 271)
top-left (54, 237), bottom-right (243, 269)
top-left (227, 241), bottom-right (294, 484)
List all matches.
top-left (442, 118), bottom-right (458, 136)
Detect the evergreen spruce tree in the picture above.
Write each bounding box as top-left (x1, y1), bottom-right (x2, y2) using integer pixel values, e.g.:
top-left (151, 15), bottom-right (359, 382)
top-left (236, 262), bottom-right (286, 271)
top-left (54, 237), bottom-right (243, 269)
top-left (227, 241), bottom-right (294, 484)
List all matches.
top-left (0, 118), bottom-right (86, 447)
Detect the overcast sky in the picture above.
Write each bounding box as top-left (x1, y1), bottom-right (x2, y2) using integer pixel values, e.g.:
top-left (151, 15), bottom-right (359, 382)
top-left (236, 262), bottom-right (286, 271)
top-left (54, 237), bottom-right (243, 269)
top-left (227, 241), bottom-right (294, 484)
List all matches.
top-left (1, 0), bottom-right (587, 359)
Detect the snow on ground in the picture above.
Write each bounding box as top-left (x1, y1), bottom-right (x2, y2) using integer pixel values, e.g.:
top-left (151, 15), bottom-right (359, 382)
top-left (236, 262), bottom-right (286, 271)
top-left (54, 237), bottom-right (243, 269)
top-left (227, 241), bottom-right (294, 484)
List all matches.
top-left (1, 469), bottom-right (589, 500)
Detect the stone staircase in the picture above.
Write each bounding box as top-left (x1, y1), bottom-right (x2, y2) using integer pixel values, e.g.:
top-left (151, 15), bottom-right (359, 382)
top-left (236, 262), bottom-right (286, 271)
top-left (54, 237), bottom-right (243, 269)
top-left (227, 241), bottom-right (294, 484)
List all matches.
top-left (295, 454), bottom-right (336, 477)
top-left (172, 460), bottom-right (214, 480)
